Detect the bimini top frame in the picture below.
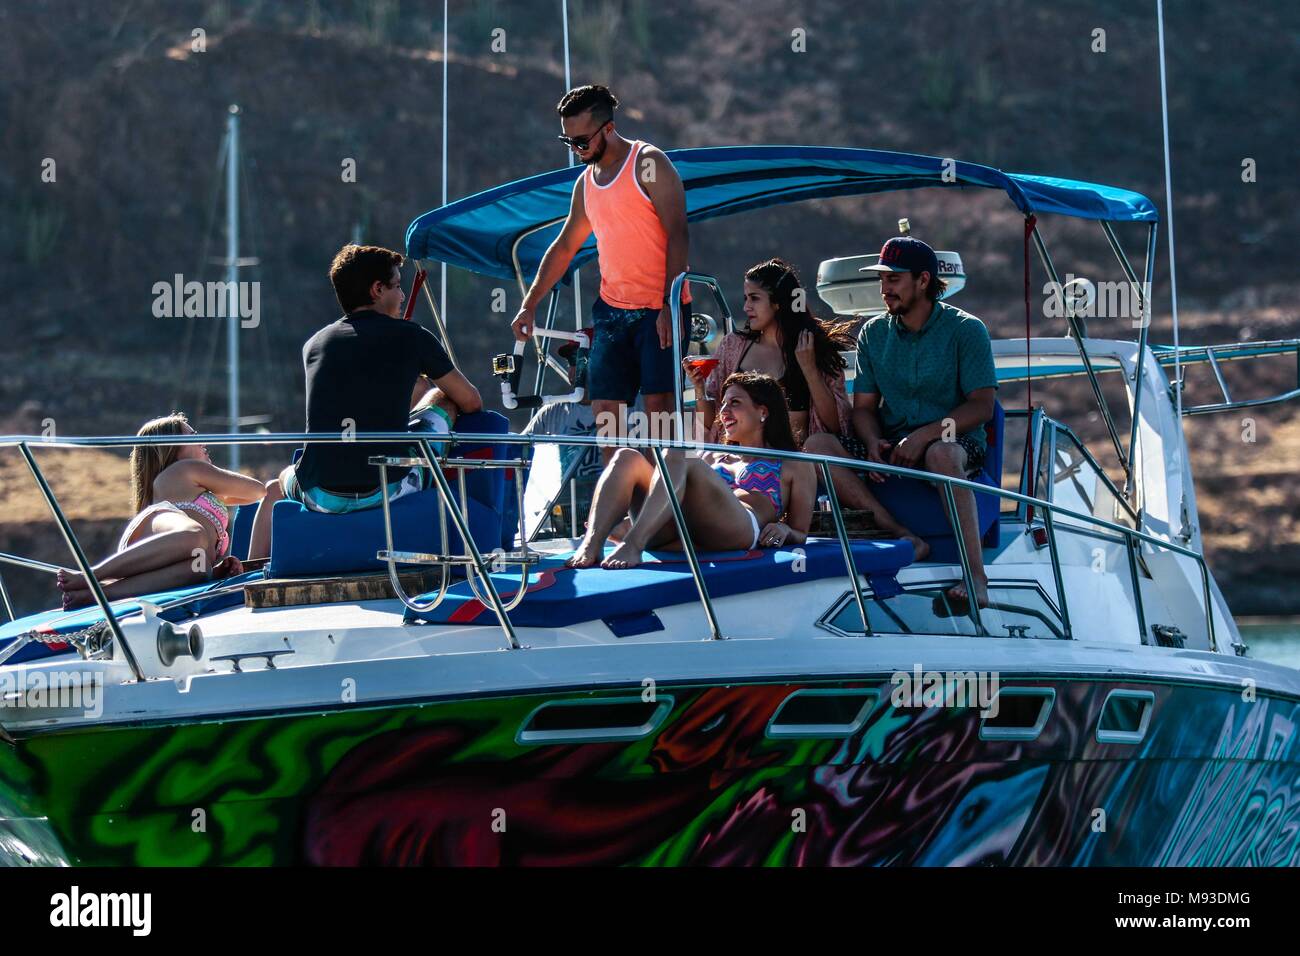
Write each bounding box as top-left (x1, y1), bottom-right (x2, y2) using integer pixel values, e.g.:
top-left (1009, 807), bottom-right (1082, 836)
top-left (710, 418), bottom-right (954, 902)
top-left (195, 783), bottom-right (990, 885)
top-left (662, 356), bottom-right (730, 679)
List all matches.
top-left (404, 145), bottom-right (1164, 515)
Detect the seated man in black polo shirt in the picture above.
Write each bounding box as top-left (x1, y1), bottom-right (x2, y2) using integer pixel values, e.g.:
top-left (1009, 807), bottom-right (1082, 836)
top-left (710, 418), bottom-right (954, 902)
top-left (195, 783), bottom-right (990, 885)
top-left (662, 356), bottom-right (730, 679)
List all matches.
top-left (247, 244), bottom-right (481, 560)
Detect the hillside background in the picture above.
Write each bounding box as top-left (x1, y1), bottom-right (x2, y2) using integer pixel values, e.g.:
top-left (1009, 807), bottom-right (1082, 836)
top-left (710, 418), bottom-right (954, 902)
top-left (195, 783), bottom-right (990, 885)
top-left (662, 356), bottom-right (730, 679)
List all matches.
top-left (0, 0), bottom-right (1296, 616)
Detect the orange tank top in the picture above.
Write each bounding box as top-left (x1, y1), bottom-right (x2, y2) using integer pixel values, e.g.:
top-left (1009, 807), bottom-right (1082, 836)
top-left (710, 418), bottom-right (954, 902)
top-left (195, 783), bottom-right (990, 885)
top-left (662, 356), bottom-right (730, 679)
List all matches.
top-left (583, 140), bottom-right (690, 311)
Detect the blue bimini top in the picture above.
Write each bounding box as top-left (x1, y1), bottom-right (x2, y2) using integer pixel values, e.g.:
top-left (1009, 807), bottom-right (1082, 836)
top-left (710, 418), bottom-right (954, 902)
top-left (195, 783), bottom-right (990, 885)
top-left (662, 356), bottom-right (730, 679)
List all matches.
top-left (405, 145), bottom-right (1158, 284)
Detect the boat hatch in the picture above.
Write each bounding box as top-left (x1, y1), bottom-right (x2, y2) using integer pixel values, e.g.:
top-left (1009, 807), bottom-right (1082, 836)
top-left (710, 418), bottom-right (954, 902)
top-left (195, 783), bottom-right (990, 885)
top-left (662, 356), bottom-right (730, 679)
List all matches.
top-left (766, 689), bottom-right (878, 739)
top-left (979, 688), bottom-right (1056, 741)
top-left (819, 581), bottom-right (1065, 639)
top-left (516, 695), bottom-right (674, 745)
top-left (1096, 689), bottom-right (1155, 745)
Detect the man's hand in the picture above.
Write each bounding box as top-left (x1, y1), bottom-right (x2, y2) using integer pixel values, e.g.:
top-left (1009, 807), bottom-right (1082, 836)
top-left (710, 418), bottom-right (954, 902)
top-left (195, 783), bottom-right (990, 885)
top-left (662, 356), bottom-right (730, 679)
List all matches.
top-left (511, 306), bottom-right (536, 342)
top-left (656, 306), bottom-right (673, 350)
top-left (889, 426), bottom-right (937, 471)
top-left (864, 437), bottom-right (892, 483)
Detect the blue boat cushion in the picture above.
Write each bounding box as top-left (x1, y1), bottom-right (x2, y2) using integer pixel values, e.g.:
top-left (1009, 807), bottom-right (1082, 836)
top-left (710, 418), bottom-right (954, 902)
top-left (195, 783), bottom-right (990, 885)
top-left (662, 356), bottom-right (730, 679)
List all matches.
top-left (444, 410), bottom-right (512, 548)
top-left (229, 503), bottom-right (256, 561)
top-left (865, 401), bottom-right (1004, 564)
top-left (403, 537), bottom-right (914, 628)
top-left (267, 491), bottom-right (502, 578)
top-left (266, 410), bottom-right (515, 577)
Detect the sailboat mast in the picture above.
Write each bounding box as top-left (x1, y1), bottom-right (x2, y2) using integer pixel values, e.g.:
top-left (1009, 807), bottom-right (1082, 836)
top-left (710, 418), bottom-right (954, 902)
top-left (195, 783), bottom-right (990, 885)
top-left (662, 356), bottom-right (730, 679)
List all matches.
top-left (226, 104), bottom-right (241, 470)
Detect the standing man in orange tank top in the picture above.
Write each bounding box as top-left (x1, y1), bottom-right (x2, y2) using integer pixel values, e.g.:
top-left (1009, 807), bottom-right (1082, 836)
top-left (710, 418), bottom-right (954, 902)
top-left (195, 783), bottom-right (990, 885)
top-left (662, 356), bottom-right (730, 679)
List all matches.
top-left (511, 85), bottom-right (691, 462)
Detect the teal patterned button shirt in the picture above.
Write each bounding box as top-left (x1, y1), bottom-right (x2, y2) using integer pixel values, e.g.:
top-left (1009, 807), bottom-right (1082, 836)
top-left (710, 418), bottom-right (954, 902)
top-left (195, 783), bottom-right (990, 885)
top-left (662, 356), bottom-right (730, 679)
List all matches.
top-left (854, 301), bottom-right (999, 451)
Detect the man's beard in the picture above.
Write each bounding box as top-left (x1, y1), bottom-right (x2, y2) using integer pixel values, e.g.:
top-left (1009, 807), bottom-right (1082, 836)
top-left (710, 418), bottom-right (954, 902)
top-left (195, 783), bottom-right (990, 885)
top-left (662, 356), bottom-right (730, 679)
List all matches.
top-left (582, 140), bottom-right (607, 164)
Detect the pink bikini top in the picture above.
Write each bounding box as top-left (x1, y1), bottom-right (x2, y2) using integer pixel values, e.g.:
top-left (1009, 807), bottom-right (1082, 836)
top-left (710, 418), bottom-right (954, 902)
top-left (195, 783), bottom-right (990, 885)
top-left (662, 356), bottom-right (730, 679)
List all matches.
top-left (174, 491), bottom-right (231, 559)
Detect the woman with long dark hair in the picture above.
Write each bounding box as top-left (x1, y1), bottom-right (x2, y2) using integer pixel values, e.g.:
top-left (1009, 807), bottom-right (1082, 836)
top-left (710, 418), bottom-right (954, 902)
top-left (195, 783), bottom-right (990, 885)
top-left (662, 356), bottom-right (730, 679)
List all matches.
top-left (686, 258), bottom-right (853, 445)
top-left (567, 372), bottom-right (816, 569)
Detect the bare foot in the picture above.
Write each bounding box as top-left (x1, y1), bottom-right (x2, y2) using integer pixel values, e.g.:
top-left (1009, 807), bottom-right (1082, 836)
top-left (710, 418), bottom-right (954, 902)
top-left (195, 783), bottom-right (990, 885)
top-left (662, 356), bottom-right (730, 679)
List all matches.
top-left (62, 588), bottom-right (96, 611)
top-left (601, 539), bottom-right (645, 569)
top-left (57, 568), bottom-right (92, 592)
top-left (566, 536), bottom-right (607, 569)
top-left (608, 517), bottom-right (633, 543)
top-left (946, 578), bottom-right (990, 609)
top-left (902, 533), bottom-right (931, 563)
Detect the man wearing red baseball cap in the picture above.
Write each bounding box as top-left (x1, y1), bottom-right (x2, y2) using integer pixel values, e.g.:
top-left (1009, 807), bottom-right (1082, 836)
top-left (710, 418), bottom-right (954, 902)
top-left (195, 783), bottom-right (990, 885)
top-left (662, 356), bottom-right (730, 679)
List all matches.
top-left (803, 236), bottom-right (997, 608)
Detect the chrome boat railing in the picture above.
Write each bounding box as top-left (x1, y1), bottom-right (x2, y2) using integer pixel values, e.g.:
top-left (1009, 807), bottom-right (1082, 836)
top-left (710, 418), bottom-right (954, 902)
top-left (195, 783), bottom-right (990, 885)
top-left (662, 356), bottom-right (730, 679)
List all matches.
top-left (0, 423), bottom-right (1221, 664)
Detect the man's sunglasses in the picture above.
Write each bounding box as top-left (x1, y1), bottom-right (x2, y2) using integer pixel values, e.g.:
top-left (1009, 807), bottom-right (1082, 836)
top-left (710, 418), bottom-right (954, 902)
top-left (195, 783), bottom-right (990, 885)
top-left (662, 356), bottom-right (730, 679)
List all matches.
top-left (557, 123), bottom-right (607, 151)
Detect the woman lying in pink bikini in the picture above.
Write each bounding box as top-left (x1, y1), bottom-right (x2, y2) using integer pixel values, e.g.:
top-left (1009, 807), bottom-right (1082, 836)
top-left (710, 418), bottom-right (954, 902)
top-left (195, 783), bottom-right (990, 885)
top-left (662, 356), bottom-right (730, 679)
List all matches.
top-left (57, 412), bottom-right (267, 609)
top-left (567, 372), bottom-right (816, 569)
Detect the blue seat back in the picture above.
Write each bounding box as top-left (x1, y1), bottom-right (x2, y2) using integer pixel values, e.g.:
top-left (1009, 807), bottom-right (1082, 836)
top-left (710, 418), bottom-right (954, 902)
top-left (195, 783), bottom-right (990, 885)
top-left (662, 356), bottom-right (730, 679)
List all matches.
top-left (446, 410), bottom-right (512, 549)
top-left (228, 503), bottom-right (256, 561)
top-left (267, 492), bottom-right (501, 578)
top-left (266, 409), bottom-right (513, 577)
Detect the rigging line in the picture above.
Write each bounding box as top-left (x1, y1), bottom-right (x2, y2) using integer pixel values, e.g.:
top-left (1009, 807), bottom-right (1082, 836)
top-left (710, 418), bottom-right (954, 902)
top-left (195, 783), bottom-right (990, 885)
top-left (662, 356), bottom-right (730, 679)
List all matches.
top-left (172, 128), bottom-right (231, 413)
top-left (440, 0), bottom-right (448, 341)
top-left (1156, 0), bottom-right (1187, 541)
top-left (1024, 214), bottom-right (1036, 413)
top-left (562, 0), bottom-right (582, 334)
top-left (1156, 0), bottom-right (1182, 426)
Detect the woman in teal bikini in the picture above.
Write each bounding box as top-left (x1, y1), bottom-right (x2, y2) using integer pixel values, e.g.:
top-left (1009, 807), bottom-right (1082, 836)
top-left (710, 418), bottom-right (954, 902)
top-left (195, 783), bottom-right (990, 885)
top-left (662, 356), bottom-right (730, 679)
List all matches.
top-left (57, 412), bottom-right (267, 608)
top-left (568, 372), bottom-right (816, 569)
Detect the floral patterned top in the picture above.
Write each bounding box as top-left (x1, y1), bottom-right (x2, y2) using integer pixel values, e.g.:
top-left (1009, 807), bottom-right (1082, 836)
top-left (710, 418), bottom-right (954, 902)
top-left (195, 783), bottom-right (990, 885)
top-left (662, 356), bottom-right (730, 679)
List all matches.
top-left (698, 332), bottom-right (852, 445)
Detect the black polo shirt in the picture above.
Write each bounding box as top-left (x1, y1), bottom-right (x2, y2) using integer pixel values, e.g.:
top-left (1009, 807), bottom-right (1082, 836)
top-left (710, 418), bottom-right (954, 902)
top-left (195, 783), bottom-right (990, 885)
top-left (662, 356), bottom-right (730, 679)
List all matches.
top-left (295, 310), bottom-right (454, 493)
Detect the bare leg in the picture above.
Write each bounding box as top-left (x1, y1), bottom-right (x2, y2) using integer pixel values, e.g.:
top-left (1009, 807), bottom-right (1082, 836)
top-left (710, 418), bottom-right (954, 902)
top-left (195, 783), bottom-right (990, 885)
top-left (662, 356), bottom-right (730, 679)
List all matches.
top-left (59, 518), bottom-right (208, 591)
top-left (247, 471), bottom-right (289, 561)
top-left (803, 433), bottom-right (931, 562)
top-left (590, 399), bottom-right (627, 467)
top-left (923, 442), bottom-right (989, 608)
top-left (566, 448), bottom-right (654, 568)
top-left (641, 393), bottom-right (677, 441)
top-left (63, 557), bottom-right (214, 609)
top-left (604, 454), bottom-right (755, 569)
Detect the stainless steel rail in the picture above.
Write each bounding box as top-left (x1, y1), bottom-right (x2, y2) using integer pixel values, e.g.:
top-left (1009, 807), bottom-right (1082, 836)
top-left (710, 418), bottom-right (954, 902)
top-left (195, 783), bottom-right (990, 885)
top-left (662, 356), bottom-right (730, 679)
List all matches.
top-left (15, 442), bottom-right (145, 681)
top-left (413, 258), bottom-right (460, 369)
top-left (372, 447), bottom-right (534, 639)
top-left (0, 570), bottom-right (13, 623)
top-left (0, 553), bottom-right (71, 575)
top-left (669, 270), bottom-right (738, 439)
top-left (651, 447), bottom-right (723, 640)
top-left (818, 460), bottom-right (869, 635)
top-left (669, 272), bottom-right (689, 439)
top-left (532, 287), bottom-right (563, 399)
top-left (1180, 341), bottom-right (1300, 415)
top-left (1030, 223), bottom-right (1131, 481)
top-left (941, 482), bottom-right (986, 636)
top-left (1101, 221), bottom-right (1158, 514)
top-left (0, 428), bottom-right (1220, 653)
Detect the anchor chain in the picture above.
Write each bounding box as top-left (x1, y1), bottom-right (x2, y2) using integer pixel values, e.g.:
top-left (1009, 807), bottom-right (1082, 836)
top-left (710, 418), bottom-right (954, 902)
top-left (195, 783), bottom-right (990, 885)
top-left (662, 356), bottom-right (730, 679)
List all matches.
top-left (0, 620), bottom-right (113, 666)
